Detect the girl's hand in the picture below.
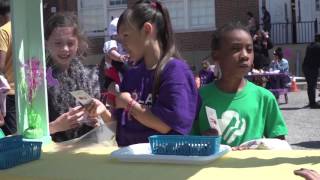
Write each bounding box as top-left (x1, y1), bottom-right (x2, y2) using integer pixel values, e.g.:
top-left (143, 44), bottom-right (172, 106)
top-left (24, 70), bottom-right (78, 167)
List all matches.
top-left (115, 92), bottom-right (132, 109)
top-left (294, 168), bottom-right (320, 180)
top-left (85, 98), bottom-right (112, 124)
top-left (50, 106), bottom-right (84, 134)
top-left (83, 117), bottom-right (100, 127)
top-left (85, 98), bottom-right (107, 117)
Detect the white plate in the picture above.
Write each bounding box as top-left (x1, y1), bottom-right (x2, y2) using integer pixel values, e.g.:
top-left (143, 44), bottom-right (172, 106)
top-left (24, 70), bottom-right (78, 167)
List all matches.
top-left (111, 143), bottom-right (231, 165)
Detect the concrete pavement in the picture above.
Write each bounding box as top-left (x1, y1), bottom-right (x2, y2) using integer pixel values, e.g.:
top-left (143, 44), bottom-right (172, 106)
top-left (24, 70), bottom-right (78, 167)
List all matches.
top-left (279, 90), bottom-right (320, 149)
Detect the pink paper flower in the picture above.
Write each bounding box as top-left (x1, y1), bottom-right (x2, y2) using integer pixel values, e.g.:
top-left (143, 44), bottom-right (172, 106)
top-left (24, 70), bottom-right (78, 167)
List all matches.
top-left (22, 57), bottom-right (44, 104)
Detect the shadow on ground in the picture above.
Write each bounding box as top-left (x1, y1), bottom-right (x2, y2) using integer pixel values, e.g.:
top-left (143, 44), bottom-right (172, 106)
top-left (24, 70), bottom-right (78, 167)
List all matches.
top-left (291, 141), bottom-right (320, 149)
top-left (280, 104), bottom-right (309, 110)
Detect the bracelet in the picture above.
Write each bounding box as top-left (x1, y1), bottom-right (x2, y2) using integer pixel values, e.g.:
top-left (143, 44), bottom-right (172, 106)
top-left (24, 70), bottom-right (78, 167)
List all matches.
top-left (125, 99), bottom-right (135, 113)
top-left (129, 101), bottom-right (137, 114)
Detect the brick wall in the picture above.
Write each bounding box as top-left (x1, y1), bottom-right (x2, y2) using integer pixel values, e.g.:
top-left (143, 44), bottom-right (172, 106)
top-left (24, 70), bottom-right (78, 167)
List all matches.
top-left (88, 36), bottom-right (105, 55)
top-left (175, 31), bottom-right (212, 52)
top-left (43, 0), bottom-right (259, 62)
top-left (215, 0), bottom-right (259, 28)
top-left (126, 0), bottom-right (259, 53)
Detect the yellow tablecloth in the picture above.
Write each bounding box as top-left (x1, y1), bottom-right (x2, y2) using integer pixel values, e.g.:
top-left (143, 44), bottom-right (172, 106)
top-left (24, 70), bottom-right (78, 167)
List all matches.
top-left (0, 142), bottom-right (319, 180)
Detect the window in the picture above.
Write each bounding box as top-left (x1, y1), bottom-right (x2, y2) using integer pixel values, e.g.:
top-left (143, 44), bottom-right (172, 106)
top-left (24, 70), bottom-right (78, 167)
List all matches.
top-left (190, 0), bottom-right (214, 28)
top-left (161, 0), bottom-right (215, 32)
top-left (78, 0), bottom-right (127, 37)
top-left (163, 0), bottom-right (185, 29)
top-left (316, 0), bottom-right (320, 11)
top-left (78, 0), bottom-right (106, 36)
top-left (78, 0), bottom-right (214, 36)
top-left (109, 0), bottom-right (127, 6)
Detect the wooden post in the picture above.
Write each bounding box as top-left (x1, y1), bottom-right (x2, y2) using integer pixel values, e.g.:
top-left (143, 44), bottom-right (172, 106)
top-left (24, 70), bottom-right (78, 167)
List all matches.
top-left (11, 0), bottom-right (51, 144)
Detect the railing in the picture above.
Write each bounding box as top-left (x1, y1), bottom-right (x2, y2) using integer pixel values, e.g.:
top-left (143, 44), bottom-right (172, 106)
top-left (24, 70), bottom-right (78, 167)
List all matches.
top-left (268, 19), bottom-right (319, 45)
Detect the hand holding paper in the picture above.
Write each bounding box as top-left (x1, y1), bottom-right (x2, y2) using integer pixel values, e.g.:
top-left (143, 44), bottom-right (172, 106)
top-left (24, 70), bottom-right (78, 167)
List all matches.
top-left (70, 90), bottom-right (93, 107)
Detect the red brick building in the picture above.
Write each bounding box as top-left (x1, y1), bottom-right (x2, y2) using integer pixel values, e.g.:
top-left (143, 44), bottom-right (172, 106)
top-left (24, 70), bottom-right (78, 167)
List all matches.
top-left (43, 0), bottom-right (258, 69)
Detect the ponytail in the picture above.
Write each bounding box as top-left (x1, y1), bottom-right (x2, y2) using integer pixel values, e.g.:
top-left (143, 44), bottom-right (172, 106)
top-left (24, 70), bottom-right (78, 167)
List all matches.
top-left (151, 1), bottom-right (181, 102)
top-left (118, 0), bottom-right (181, 103)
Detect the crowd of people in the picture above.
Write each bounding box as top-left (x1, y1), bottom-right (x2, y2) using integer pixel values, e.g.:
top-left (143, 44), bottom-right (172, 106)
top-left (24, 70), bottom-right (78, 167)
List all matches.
top-left (0, 0), bottom-right (289, 147)
top-left (0, 0), bottom-right (318, 178)
top-left (0, 0), bottom-right (317, 148)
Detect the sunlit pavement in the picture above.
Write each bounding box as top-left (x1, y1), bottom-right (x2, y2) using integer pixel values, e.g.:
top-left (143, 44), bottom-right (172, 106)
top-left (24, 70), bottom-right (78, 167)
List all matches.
top-left (279, 90), bottom-right (320, 149)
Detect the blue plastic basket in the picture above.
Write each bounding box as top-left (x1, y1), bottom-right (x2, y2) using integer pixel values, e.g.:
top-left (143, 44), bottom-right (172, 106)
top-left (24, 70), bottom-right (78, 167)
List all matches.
top-left (0, 135), bottom-right (42, 169)
top-left (148, 135), bottom-right (221, 156)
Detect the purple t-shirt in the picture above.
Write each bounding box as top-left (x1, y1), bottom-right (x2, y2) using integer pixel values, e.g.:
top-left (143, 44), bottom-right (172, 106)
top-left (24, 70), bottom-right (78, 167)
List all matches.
top-left (199, 69), bottom-right (214, 87)
top-left (115, 58), bottom-right (198, 146)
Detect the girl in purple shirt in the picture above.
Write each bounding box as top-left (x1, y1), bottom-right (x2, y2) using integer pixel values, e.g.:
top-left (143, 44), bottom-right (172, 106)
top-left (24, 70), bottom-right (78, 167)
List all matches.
top-left (110, 0), bottom-right (198, 146)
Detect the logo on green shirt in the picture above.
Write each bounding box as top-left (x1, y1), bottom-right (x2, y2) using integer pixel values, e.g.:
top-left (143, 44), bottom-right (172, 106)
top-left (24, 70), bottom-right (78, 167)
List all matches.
top-left (206, 106), bottom-right (246, 144)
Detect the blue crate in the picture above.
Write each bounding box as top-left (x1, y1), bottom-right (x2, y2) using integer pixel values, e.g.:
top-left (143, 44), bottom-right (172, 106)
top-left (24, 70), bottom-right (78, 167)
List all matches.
top-left (0, 136), bottom-right (42, 169)
top-left (0, 135), bottom-right (23, 153)
top-left (148, 135), bottom-right (221, 156)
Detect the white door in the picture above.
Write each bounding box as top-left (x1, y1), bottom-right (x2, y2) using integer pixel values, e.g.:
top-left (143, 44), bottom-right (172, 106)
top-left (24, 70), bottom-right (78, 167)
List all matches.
top-left (296, 0), bottom-right (317, 42)
top-left (315, 0), bottom-right (320, 34)
top-left (259, 0), bottom-right (292, 23)
top-left (260, 0), bottom-right (292, 44)
top-left (315, 0), bottom-right (320, 22)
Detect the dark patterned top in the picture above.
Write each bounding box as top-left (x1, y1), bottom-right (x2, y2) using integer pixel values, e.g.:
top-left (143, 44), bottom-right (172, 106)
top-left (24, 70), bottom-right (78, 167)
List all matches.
top-left (47, 57), bottom-right (100, 142)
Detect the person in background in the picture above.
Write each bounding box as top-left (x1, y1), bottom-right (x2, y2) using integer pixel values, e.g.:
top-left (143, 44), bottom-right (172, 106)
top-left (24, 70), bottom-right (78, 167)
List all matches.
top-left (268, 47), bottom-right (290, 103)
top-left (109, 0), bottom-right (198, 146)
top-left (246, 11), bottom-right (258, 37)
top-left (45, 13), bottom-right (111, 142)
top-left (253, 30), bottom-right (273, 70)
top-left (198, 60), bottom-right (215, 87)
top-left (192, 22), bottom-right (288, 148)
top-left (302, 34), bottom-right (320, 109)
top-left (270, 47), bottom-right (289, 73)
top-left (262, 6), bottom-right (271, 33)
top-left (0, 0), bottom-right (16, 136)
top-left (99, 17), bottom-right (129, 94)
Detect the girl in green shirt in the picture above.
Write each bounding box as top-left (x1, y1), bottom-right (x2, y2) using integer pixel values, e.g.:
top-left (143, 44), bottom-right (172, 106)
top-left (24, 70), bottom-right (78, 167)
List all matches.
top-left (192, 22), bottom-right (288, 147)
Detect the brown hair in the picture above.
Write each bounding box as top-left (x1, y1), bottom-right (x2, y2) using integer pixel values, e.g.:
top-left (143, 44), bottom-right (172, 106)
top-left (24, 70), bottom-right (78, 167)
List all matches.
top-left (45, 12), bottom-right (88, 56)
top-left (118, 0), bottom-right (181, 102)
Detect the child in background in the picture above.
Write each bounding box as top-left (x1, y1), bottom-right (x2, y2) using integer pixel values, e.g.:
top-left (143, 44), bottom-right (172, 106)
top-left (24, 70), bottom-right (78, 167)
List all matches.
top-left (198, 60), bottom-right (215, 87)
top-left (110, 0), bottom-right (198, 146)
top-left (45, 13), bottom-right (111, 142)
top-left (192, 22), bottom-right (288, 148)
top-left (99, 17), bottom-right (129, 94)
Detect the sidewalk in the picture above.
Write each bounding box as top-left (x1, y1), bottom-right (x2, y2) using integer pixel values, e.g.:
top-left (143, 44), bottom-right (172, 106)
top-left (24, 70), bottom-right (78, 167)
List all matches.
top-left (279, 90), bottom-right (320, 149)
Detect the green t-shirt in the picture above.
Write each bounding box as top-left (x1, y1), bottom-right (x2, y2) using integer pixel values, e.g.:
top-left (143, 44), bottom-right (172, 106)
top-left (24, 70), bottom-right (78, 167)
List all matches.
top-left (192, 81), bottom-right (288, 147)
